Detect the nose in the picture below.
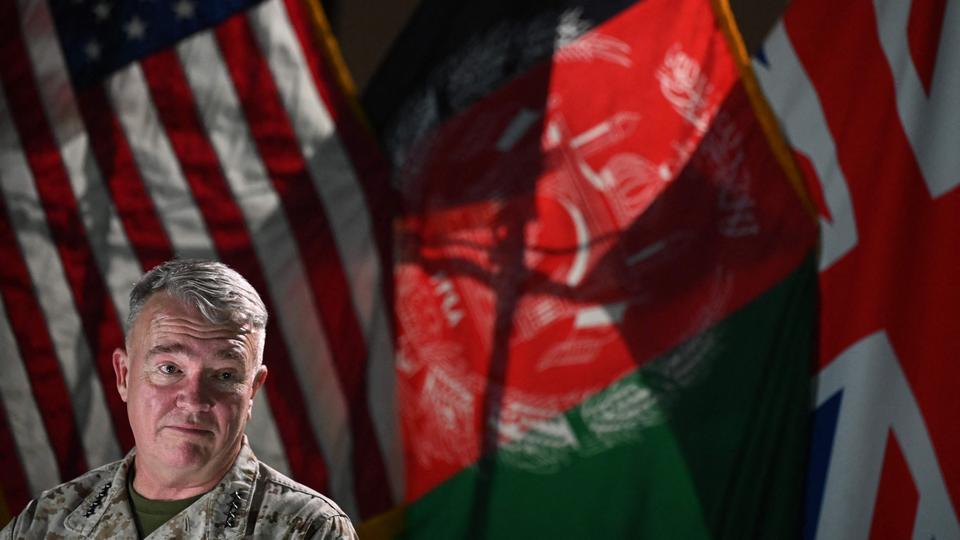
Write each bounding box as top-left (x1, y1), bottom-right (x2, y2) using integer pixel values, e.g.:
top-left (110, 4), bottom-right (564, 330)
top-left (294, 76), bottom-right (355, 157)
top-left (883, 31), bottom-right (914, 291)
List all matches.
top-left (176, 372), bottom-right (214, 412)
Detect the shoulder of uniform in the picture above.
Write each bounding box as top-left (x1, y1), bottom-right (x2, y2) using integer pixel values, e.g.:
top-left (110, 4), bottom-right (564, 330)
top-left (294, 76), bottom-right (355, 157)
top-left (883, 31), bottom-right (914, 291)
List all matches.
top-left (251, 463), bottom-right (358, 539)
top-left (34, 459), bottom-right (124, 504)
top-left (3, 459), bottom-right (126, 536)
top-left (257, 461), bottom-right (350, 519)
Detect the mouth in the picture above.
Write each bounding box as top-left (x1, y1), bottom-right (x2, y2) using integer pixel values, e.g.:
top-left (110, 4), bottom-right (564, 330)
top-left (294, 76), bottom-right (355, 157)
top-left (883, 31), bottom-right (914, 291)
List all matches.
top-left (162, 425), bottom-right (214, 436)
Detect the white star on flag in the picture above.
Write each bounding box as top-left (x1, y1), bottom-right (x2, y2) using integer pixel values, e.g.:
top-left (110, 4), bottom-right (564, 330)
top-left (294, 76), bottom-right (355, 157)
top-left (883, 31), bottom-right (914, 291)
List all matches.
top-left (84, 39), bottom-right (101, 60)
top-left (173, 0), bottom-right (195, 20)
top-left (124, 16), bottom-right (146, 40)
top-left (92, 1), bottom-right (109, 21)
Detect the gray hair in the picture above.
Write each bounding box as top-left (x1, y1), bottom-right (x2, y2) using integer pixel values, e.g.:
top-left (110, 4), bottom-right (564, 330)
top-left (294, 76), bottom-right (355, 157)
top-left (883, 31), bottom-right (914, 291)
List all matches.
top-left (127, 260), bottom-right (268, 351)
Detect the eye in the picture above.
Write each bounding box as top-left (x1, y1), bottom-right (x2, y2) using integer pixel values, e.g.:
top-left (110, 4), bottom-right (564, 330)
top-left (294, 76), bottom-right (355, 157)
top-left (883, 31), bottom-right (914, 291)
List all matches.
top-left (158, 364), bottom-right (179, 375)
top-left (216, 371), bottom-right (236, 382)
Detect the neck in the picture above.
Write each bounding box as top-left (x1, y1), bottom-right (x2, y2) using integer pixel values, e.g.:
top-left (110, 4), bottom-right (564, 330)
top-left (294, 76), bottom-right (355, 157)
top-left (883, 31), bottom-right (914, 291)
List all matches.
top-left (132, 472), bottom-right (218, 501)
top-left (131, 446), bottom-right (240, 500)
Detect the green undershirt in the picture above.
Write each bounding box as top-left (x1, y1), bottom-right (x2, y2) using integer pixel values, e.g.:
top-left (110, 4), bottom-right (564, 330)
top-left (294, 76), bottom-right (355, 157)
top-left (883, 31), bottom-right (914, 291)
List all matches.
top-left (127, 473), bottom-right (206, 538)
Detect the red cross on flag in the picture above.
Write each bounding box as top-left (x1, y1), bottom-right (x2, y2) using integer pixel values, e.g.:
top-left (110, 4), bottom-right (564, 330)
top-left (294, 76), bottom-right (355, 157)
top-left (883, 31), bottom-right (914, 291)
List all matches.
top-left (755, 0), bottom-right (960, 538)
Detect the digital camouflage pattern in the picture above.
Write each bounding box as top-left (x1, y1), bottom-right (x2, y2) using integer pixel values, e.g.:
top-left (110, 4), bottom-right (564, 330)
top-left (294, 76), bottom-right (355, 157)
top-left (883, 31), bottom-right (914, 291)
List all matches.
top-left (0, 439), bottom-right (357, 539)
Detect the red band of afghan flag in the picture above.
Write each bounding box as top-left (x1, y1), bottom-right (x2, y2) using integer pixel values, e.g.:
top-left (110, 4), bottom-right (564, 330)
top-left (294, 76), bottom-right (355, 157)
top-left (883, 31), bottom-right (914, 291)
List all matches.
top-left (365, 0), bottom-right (817, 536)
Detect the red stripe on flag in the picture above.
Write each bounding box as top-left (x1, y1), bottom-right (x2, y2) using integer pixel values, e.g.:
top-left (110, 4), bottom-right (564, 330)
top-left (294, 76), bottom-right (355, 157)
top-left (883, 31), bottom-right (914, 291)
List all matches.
top-left (0, 11), bottom-right (133, 453)
top-left (787, 0), bottom-right (960, 506)
top-left (0, 398), bottom-right (31, 516)
top-left (784, 0), bottom-right (937, 359)
top-left (280, 0), bottom-right (395, 295)
top-left (868, 430), bottom-right (919, 540)
top-left (139, 49), bottom-right (331, 492)
top-left (791, 149), bottom-right (832, 221)
top-left (75, 86), bottom-right (175, 272)
top-left (907, 0), bottom-right (946, 97)
top-left (0, 193), bottom-right (86, 481)
top-left (216, 15), bottom-right (393, 517)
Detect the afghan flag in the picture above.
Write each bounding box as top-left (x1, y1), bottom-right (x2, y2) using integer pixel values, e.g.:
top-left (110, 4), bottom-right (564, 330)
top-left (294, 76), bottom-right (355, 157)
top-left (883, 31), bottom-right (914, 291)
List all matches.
top-left (361, 0), bottom-right (818, 537)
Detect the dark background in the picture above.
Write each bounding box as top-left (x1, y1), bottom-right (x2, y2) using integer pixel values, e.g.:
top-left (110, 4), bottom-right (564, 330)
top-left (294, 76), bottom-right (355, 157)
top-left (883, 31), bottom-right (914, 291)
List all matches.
top-left (323, 0), bottom-right (790, 93)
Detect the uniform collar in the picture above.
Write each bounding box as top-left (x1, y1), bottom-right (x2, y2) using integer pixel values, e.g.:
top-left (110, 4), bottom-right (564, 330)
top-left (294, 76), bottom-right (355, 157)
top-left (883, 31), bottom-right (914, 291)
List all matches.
top-left (64, 448), bottom-right (137, 536)
top-left (64, 437), bottom-right (261, 539)
top-left (206, 437), bottom-right (261, 539)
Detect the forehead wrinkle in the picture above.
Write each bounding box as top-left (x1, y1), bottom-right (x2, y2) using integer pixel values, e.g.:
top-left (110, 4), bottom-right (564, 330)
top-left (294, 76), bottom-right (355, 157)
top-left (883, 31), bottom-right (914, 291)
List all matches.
top-left (153, 315), bottom-right (240, 335)
top-left (135, 297), bottom-right (260, 355)
top-left (148, 331), bottom-right (249, 353)
top-left (145, 338), bottom-right (244, 356)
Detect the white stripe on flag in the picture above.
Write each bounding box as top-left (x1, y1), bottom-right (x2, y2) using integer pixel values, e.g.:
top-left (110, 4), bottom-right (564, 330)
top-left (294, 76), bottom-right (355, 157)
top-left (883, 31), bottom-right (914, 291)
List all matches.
top-left (176, 30), bottom-right (358, 515)
top-left (250, 0), bottom-right (403, 501)
top-left (104, 62), bottom-right (292, 476)
top-left (0, 84), bottom-right (121, 469)
top-left (248, 392), bottom-right (290, 477)
top-left (105, 63), bottom-right (218, 259)
top-left (873, 0), bottom-right (960, 198)
top-left (754, 22), bottom-right (858, 272)
top-left (18, 0), bottom-right (143, 325)
top-left (0, 284), bottom-right (59, 496)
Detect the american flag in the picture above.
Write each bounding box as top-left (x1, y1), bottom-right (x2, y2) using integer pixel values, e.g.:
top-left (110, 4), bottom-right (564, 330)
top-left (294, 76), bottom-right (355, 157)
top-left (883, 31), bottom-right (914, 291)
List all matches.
top-left (0, 0), bottom-right (400, 522)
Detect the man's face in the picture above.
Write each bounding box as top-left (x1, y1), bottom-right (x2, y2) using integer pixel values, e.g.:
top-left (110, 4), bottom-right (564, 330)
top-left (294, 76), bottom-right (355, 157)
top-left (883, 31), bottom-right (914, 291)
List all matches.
top-left (113, 293), bottom-right (267, 487)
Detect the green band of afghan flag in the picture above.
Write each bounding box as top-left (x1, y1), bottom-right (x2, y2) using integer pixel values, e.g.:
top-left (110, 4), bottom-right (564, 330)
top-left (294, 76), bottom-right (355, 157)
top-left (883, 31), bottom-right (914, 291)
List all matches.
top-left (362, 0), bottom-right (820, 535)
top-left (391, 254), bottom-right (815, 539)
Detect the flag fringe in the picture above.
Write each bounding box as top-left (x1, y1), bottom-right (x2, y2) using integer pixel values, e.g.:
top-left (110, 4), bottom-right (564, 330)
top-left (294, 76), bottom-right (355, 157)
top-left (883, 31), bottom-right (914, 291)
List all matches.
top-left (357, 502), bottom-right (407, 539)
top-left (301, 0), bottom-right (375, 134)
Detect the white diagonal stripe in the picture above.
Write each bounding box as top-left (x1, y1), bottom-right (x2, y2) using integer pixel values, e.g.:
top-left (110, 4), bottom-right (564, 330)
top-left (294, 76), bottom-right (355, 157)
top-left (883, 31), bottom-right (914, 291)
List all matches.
top-left (249, 0), bottom-right (402, 502)
top-left (18, 0), bottom-right (143, 328)
top-left (105, 63), bottom-right (217, 259)
top-left (245, 392), bottom-right (290, 476)
top-left (177, 30), bottom-right (357, 515)
top-left (0, 83), bottom-right (121, 469)
top-left (0, 286), bottom-right (59, 496)
top-left (874, 0), bottom-right (960, 198)
top-left (754, 22), bottom-right (858, 271)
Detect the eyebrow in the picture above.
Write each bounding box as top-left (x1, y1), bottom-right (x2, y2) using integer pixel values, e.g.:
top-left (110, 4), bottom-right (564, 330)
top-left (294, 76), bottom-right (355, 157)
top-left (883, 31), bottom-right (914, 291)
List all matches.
top-left (147, 343), bottom-right (190, 358)
top-left (146, 343), bottom-right (245, 365)
top-left (215, 348), bottom-right (245, 364)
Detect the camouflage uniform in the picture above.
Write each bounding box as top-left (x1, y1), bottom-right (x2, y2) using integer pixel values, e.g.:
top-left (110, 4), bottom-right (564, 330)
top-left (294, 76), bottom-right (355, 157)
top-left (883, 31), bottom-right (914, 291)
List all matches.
top-left (0, 440), bottom-right (357, 539)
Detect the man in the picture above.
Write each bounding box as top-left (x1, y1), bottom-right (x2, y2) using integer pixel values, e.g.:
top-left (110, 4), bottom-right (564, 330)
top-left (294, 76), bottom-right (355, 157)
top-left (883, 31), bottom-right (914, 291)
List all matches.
top-left (1, 260), bottom-right (358, 539)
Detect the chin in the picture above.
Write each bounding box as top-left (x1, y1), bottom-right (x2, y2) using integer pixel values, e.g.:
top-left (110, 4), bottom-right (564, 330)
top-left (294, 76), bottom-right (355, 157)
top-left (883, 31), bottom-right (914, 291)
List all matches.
top-left (156, 441), bottom-right (214, 470)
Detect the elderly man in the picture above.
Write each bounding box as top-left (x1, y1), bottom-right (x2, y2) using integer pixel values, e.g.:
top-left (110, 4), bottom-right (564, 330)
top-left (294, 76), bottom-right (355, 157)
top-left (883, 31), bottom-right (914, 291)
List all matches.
top-left (1, 260), bottom-right (357, 539)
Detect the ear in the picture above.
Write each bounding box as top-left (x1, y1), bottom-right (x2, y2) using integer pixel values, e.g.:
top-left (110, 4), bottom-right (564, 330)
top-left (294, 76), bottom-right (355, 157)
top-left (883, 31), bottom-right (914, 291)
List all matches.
top-left (113, 348), bottom-right (130, 402)
top-left (248, 364), bottom-right (268, 418)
